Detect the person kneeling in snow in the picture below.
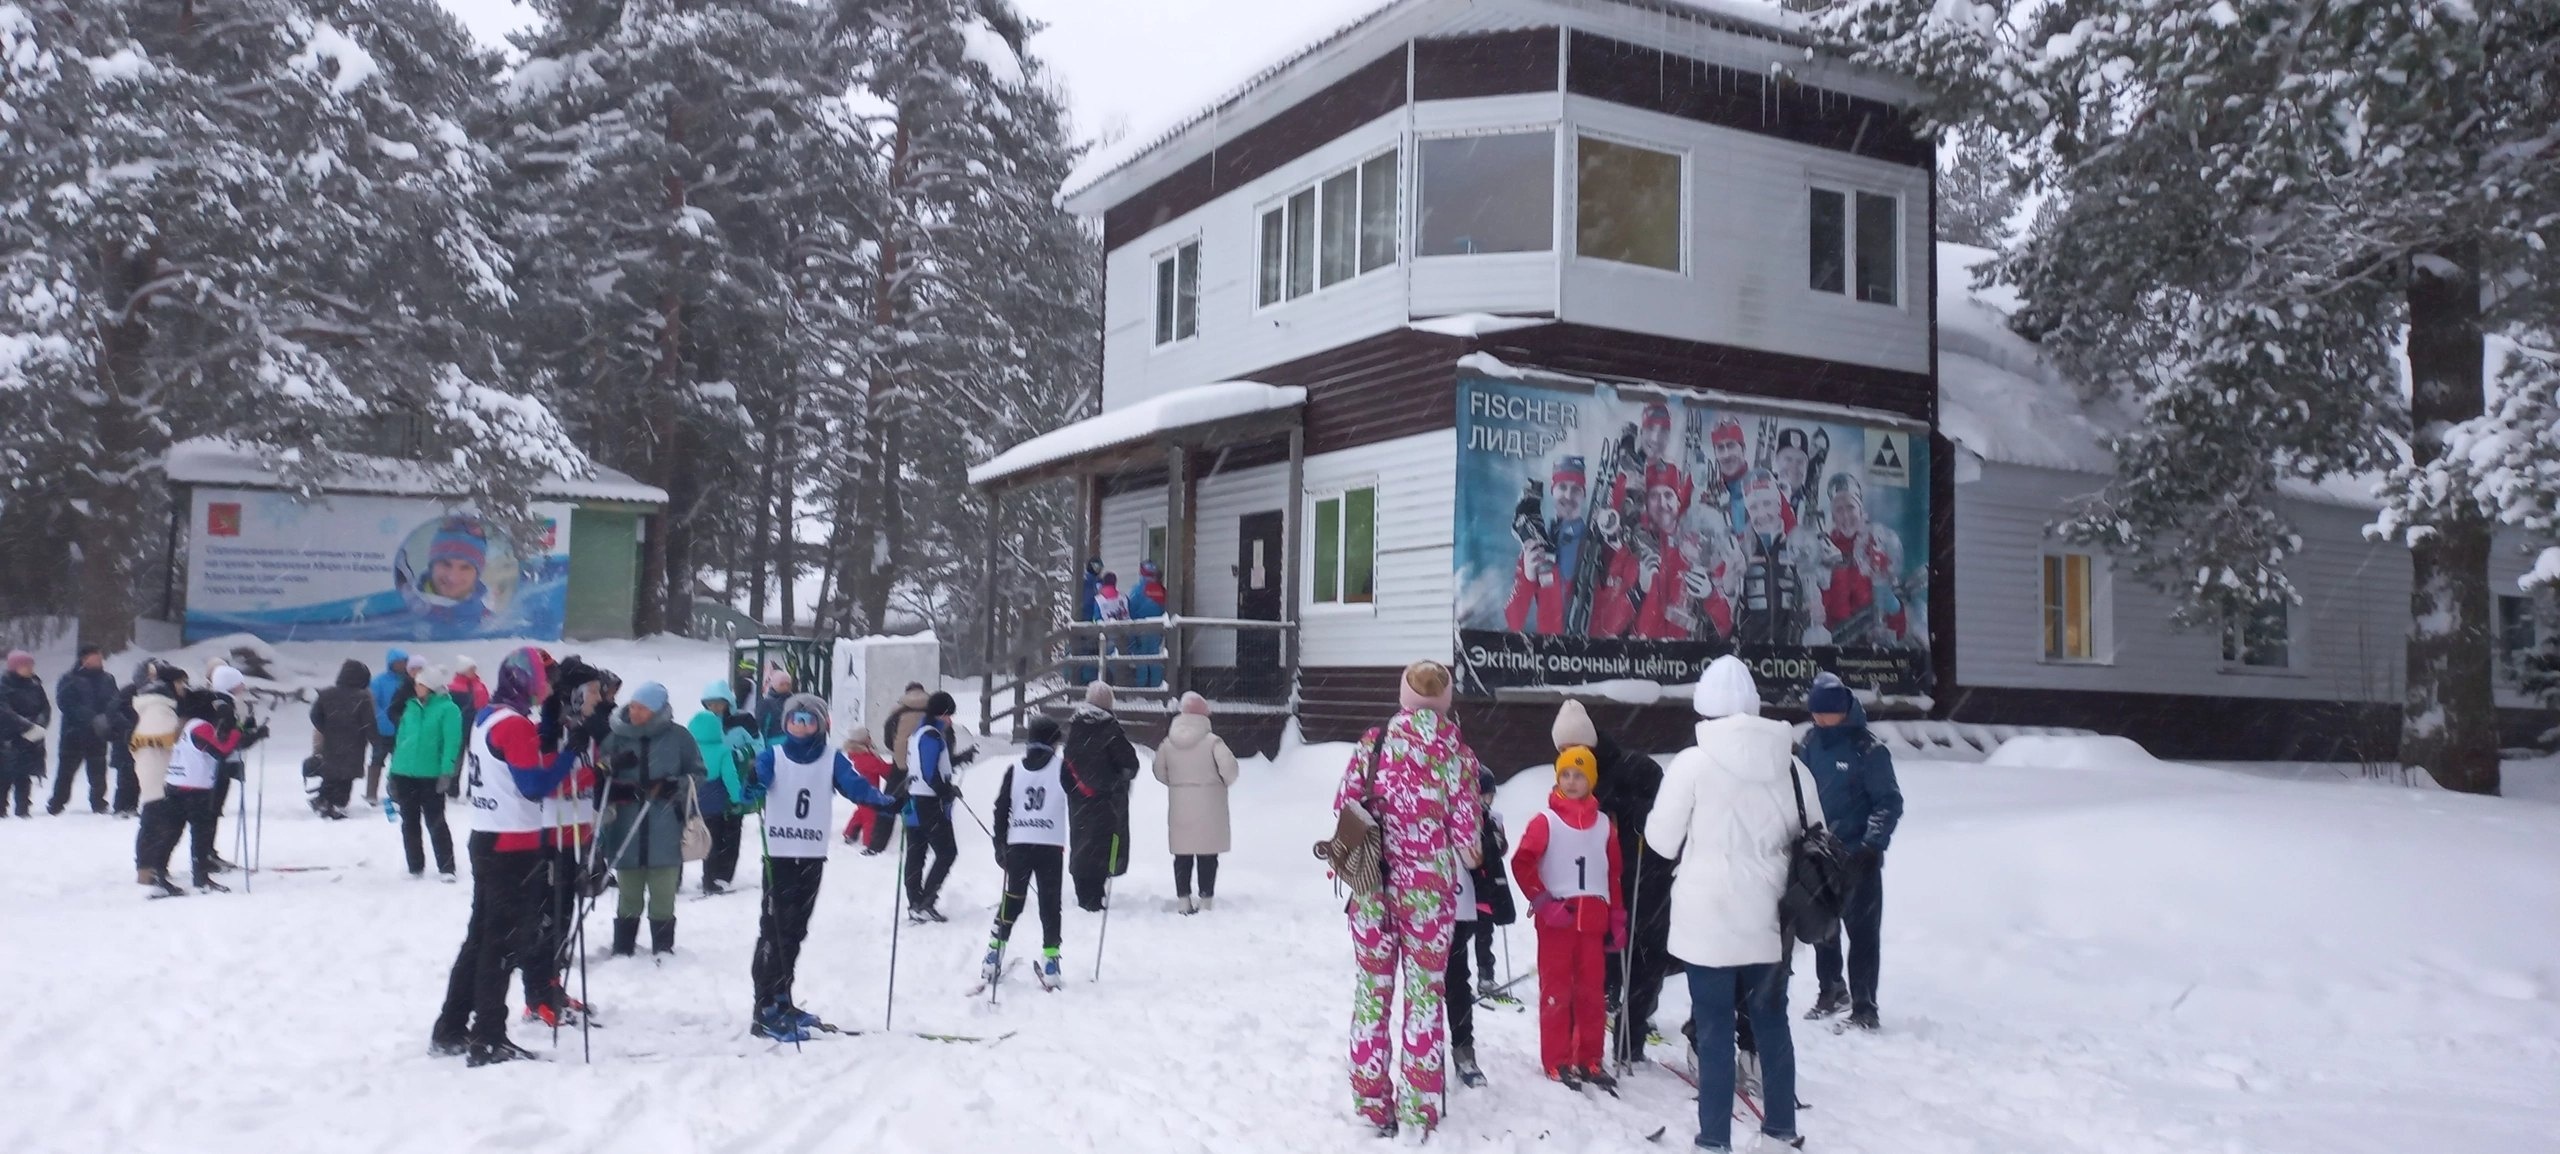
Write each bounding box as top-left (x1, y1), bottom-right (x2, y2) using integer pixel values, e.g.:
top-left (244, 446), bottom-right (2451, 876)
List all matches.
top-left (431, 648), bottom-right (585, 1067)
top-left (741, 694), bottom-right (898, 1042)
top-left (982, 715), bottom-right (1071, 990)
top-left (1512, 745), bottom-right (1624, 1091)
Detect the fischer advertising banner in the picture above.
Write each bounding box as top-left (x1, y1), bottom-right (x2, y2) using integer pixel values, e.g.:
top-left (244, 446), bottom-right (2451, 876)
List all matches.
top-left (1452, 369), bottom-right (1932, 705)
top-left (184, 488), bottom-right (574, 643)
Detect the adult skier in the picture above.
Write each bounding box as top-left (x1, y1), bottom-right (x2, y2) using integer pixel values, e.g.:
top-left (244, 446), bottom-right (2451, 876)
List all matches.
top-left (431, 648), bottom-right (583, 1066)
top-left (980, 714), bottom-right (1071, 990)
top-left (902, 691), bottom-right (970, 921)
top-left (47, 645), bottom-right (117, 815)
top-left (1063, 681), bottom-right (1139, 913)
top-left (743, 694), bottom-right (898, 1041)
top-left (1, 650), bottom-right (52, 818)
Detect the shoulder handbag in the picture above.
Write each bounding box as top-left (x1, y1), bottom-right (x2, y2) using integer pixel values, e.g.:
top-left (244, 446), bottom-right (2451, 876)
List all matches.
top-left (679, 768), bottom-right (712, 862)
top-left (1775, 757), bottom-right (1849, 947)
top-left (1312, 730), bottom-right (1386, 897)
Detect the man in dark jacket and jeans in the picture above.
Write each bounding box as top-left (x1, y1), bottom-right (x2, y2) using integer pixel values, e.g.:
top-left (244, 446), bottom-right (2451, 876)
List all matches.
top-left (49, 645), bottom-right (118, 814)
top-left (1800, 672), bottom-right (1904, 1031)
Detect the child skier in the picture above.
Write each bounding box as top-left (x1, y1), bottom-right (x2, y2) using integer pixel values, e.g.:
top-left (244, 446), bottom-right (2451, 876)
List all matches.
top-left (1511, 745), bottom-right (1624, 1091)
top-left (981, 715), bottom-right (1071, 991)
top-left (1448, 766), bottom-right (1517, 1088)
top-left (744, 693), bottom-right (898, 1042)
top-left (838, 726), bottom-right (894, 847)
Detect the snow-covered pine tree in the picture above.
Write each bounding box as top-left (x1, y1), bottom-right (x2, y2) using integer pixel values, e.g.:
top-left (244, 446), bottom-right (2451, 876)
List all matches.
top-left (1934, 129), bottom-right (2018, 249)
top-left (0, 0), bottom-right (584, 650)
top-left (1823, 0), bottom-right (2560, 793)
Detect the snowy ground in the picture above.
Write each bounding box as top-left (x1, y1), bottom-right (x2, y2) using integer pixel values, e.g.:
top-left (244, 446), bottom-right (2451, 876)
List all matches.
top-left (2, 639), bottom-right (2557, 1153)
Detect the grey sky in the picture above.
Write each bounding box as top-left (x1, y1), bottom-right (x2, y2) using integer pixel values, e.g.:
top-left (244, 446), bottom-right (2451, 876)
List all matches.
top-left (432, 0), bottom-right (1384, 149)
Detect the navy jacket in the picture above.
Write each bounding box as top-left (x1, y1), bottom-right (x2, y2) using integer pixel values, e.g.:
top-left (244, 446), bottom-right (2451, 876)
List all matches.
top-left (1799, 699), bottom-right (1903, 852)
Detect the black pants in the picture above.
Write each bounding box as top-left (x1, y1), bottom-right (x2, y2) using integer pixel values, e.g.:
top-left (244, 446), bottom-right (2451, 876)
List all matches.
top-left (751, 856), bottom-right (825, 1009)
top-left (3, 772), bottom-right (28, 815)
top-left (136, 787), bottom-right (221, 877)
top-left (1447, 918), bottom-right (1490, 1049)
top-left (992, 844), bottom-right (1064, 950)
top-left (390, 775), bottom-right (455, 875)
top-left (50, 737), bottom-right (107, 811)
top-left (518, 845), bottom-right (576, 1008)
top-left (1813, 862), bottom-right (1884, 1013)
top-left (860, 805), bottom-right (898, 854)
top-left (318, 775), bottom-right (355, 809)
top-left (704, 813), bottom-right (744, 887)
top-left (112, 751), bottom-right (139, 815)
top-left (436, 835), bottom-right (549, 1045)
top-left (1172, 853), bottom-right (1219, 898)
top-left (903, 798), bottom-right (957, 907)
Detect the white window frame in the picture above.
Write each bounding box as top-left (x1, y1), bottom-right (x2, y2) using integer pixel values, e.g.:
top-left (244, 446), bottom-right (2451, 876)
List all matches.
top-left (1411, 125), bottom-right (1560, 262)
top-left (2219, 596), bottom-right (2300, 674)
top-left (1806, 179), bottom-right (1904, 308)
top-left (1150, 238), bottom-right (1200, 349)
top-left (1303, 482), bottom-right (1380, 614)
top-left (1254, 148), bottom-right (1400, 312)
top-left (1570, 130), bottom-right (1689, 276)
top-left (2038, 550), bottom-right (2113, 665)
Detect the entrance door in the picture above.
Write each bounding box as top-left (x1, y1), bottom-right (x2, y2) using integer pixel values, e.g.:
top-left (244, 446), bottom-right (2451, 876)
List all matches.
top-left (1235, 511), bottom-right (1285, 695)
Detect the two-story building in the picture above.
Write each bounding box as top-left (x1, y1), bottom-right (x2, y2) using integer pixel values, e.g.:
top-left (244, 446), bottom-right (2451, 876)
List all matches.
top-left (969, 0), bottom-right (1941, 763)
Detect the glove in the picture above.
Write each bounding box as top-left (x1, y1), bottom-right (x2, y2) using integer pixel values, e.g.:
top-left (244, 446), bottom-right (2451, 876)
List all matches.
top-left (245, 721), bottom-right (272, 744)
top-left (439, 773), bottom-right (459, 799)
top-left (1533, 896), bottom-right (1572, 929)
top-left (1848, 844), bottom-right (1882, 874)
top-left (1606, 908), bottom-right (1629, 953)
top-left (953, 746), bottom-right (979, 767)
top-left (609, 749), bottom-right (639, 771)
top-left (20, 725), bottom-right (43, 742)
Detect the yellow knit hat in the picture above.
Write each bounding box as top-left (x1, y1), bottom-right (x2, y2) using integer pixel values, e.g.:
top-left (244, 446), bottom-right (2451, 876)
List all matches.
top-left (1556, 745), bottom-right (1599, 785)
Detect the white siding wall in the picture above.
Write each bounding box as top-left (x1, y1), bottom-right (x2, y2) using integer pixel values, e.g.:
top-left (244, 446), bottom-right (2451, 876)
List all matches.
top-left (1958, 461), bottom-right (2421, 705)
top-left (1300, 430), bottom-right (1458, 669)
top-left (1557, 95), bottom-right (1932, 377)
top-left (1093, 463), bottom-right (1293, 670)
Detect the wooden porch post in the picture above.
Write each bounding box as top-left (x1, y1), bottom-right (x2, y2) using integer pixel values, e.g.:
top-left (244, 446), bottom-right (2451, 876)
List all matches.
top-left (978, 487), bottom-right (1003, 736)
top-left (1164, 444), bottom-right (1194, 699)
top-left (1282, 425), bottom-right (1304, 683)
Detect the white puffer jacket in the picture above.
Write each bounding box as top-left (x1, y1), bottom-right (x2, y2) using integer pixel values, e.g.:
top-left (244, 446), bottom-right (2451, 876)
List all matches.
top-left (130, 691), bottom-right (181, 804)
top-left (1644, 657), bottom-right (1825, 969)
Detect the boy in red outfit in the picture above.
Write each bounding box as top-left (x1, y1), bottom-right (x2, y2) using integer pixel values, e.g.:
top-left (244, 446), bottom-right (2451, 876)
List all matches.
top-left (1511, 744), bottom-right (1626, 1090)
top-left (838, 726), bottom-right (896, 848)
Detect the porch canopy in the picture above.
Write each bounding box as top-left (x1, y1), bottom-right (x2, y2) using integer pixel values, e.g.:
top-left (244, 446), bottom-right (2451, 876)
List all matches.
top-left (966, 380), bottom-right (1309, 737)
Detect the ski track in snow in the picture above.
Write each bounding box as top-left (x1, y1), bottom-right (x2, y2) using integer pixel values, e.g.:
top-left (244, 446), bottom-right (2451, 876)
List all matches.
top-left (3, 639), bottom-right (2558, 1153)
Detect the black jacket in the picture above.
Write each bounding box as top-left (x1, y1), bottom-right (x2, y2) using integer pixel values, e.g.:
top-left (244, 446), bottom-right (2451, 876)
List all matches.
top-left (0, 671), bottom-right (50, 777)
top-left (1468, 809), bottom-right (1519, 926)
top-left (1062, 704), bottom-right (1139, 880)
top-left (308, 660), bottom-right (376, 782)
top-left (1591, 731), bottom-right (1677, 935)
top-left (54, 665), bottom-right (117, 744)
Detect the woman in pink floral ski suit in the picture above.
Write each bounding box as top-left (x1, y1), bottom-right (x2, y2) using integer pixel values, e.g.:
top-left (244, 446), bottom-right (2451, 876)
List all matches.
top-left (1333, 660), bottom-right (1484, 1137)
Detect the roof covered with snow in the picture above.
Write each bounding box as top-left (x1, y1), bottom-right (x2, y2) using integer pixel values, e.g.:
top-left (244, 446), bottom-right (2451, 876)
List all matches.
top-left (1060, 0), bottom-right (1804, 209)
top-left (967, 382), bottom-right (1308, 487)
top-left (164, 438), bottom-right (667, 506)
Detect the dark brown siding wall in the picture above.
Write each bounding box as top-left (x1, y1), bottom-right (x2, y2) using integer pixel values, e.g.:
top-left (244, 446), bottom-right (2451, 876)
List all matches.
top-left (1103, 50), bottom-right (1410, 252)
top-left (1413, 29), bottom-right (1560, 100)
top-left (1566, 32), bottom-right (1930, 169)
top-left (1248, 328), bottom-right (1469, 455)
top-left (1476, 323), bottom-right (1936, 424)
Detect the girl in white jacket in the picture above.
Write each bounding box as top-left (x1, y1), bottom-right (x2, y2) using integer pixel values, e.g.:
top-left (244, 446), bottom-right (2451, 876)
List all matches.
top-left (1643, 656), bottom-right (1820, 1153)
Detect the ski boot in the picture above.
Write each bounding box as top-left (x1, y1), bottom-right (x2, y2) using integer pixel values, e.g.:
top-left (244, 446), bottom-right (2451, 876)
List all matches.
top-left (1806, 985), bottom-right (1850, 1020)
top-left (611, 917), bottom-right (640, 958)
top-left (1453, 1045), bottom-right (1486, 1088)
top-left (751, 1003), bottom-right (811, 1043)
top-left (781, 1003), bottom-right (829, 1032)
top-left (428, 1031), bottom-right (469, 1058)
top-left (980, 947), bottom-right (1005, 987)
top-left (193, 872), bottom-right (230, 893)
top-left (1037, 953), bottom-right (1062, 991)
top-left (1581, 1066), bottom-right (1619, 1096)
top-left (1842, 1006), bottom-right (1881, 1033)
top-left (138, 868), bottom-right (186, 898)
top-left (524, 994), bottom-right (591, 1030)
top-left (466, 1039), bottom-right (538, 1068)
top-left (1554, 1067), bottom-right (1585, 1091)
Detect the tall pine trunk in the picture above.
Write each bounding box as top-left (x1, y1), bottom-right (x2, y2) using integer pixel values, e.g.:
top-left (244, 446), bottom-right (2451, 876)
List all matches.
top-left (634, 101), bottom-right (691, 638)
top-left (2401, 241), bottom-right (2500, 795)
top-left (76, 240), bottom-right (162, 653)
top-left (852, 119), bottom-right (914, 637)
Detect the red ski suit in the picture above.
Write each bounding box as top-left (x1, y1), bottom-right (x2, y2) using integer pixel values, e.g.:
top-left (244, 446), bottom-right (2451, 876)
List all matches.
top-left (1511, 791), bottom-right (1624, 1076)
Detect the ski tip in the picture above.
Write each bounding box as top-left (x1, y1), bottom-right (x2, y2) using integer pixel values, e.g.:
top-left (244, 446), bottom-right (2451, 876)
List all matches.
top-left (1643, 1126), bottom-right (1668, 1143)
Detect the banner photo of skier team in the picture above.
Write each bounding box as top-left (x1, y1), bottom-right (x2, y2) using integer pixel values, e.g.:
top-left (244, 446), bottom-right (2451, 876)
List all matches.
top-left (1452, 370), bottom-right (1932, 704)
top-left (183, 488), bottom-right (575, 644)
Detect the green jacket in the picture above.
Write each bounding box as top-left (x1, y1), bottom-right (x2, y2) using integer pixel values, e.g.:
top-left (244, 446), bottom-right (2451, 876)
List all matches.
top-left (599, 706), bottom-right (706, 870)
top-left (388, 692), bottom-right (464, 780)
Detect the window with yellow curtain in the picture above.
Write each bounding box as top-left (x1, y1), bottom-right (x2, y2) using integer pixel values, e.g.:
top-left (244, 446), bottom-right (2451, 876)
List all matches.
top-left (1576, 136), bottom-right (1683, 271)
top-left (2043, 553), bottom-right (2097, 662)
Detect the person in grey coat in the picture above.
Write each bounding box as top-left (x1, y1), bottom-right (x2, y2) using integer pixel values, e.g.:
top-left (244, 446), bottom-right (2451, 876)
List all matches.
top-left (598, 683), bottom-right (705, 957)
top-left (1152, 692), bottom-right (1240, 914)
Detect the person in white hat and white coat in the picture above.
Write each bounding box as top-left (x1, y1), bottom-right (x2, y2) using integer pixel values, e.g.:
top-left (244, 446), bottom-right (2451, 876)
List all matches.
top-left (1644, 655), bottom-right (1821, 1152)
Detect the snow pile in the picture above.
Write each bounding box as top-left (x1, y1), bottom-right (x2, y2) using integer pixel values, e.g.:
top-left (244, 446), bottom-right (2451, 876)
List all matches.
top-left (967, 381), bottom-right (1305, 486)
top-left (5, 638), bottom-right (2558, 1153)
top-left (1407, 313), bottom-right (1555, 339)
top-left (1983, 733), bottom-right (2163, 771)
top-left (165, 436), bottom-right (664, 506)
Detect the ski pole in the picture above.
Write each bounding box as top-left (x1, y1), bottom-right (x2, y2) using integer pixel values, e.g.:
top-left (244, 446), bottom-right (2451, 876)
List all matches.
top-left (953, 794), bottom-right (994, 839)
top-left (1091, 834), bottom-right (1119, 984)
top-left (885, 817), bottom-right (907, 1031)
top-left (1617, 834), bottom-right (1645, 1074)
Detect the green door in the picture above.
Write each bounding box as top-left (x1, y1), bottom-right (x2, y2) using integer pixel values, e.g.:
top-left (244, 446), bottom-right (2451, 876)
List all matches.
top-left (565, 508), bottom-right (640, 640)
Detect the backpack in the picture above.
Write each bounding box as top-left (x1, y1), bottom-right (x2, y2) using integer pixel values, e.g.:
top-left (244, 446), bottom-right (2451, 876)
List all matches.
top-left (1776, 757), bottom-right (1849, 947)
top-left (1313, 730), bottom-right (1385, 898)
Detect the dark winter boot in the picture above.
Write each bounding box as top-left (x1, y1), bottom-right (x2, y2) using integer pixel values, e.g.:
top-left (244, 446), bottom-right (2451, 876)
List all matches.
top-left (1843, 1006), bottom-right (1881, 1032)
top-left (428, 1023), bottom-right (469, 1057)
top-left (193, 872), bottom-right (230, 893)
top-left (611, 917), bottom-right (640, 958)
top-left (466, 1039), bottom-right (538, 1068)
top-left (1453, 1045), bottom-right (1486, 1088)
top-left (650, 918), bottom-right (675, 956)
top-left (138, 868), bottom-right (185, 898)
top-left (1806, 985), bottom-right (1851, 1020)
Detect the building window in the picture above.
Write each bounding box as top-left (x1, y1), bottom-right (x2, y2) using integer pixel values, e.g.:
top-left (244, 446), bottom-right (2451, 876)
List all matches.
top-left (1144, 524), bottom-right (1167, 573)
top-left (2497, 594), bottom-right (2538, 685)
top-left (1417, 130), bottom-right (1554, 256)
top-left (2221, 597), bottom-right (2292, 670)
top-left (1809, 186), bottom-right (1900, 305)
top-left (1311, 486), bottom-right (1377, 606)
top-left (1576, 135), bottom-right (1683, 272)
top-left (1256, 151), bottom-right (1399, 308)
top-left (2041, 553), bottom-right (2106, 662)
top-left (1152, 241), bottom-right (1199, 346)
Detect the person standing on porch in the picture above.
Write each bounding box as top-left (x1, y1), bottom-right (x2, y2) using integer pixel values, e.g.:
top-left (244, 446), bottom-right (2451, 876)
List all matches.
top-left (1091, 572), bottom-right (1131, 686)
top-left (1152, 692), bottom-right (1238, 914)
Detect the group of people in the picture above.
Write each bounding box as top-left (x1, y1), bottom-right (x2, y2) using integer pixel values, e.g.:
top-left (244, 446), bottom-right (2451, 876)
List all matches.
top-left (1332, 657), bottom-right (1903, 1152)
top-left (1074, 557), bottom-right (1170, 687)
